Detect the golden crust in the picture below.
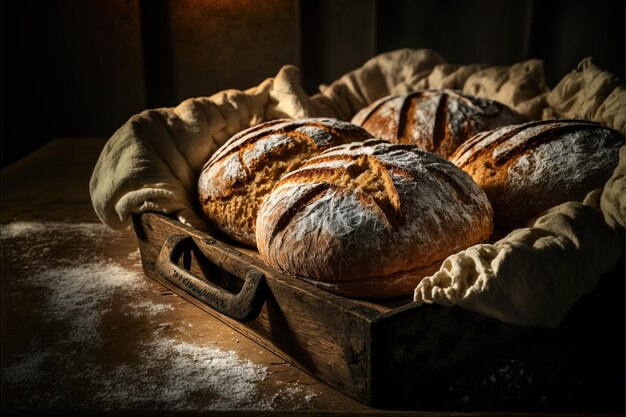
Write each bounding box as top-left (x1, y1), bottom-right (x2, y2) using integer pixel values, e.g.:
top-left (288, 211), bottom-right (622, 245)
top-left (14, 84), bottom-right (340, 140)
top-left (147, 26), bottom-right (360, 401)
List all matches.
top-left (197, 118), bottom-right (372, 246)
top-left (352, 89), bottom-right (525, 159)
top-left (449, 119), bottom-right (625, 229)
top-left (256, 140), bottom-right (494, 298)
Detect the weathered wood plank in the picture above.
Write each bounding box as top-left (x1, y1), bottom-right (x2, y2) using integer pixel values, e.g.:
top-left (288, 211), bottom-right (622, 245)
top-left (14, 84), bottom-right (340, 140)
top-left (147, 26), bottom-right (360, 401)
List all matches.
top-left (134, 212), bottom-right (380, 403)
top-left (133, 212), bottom-right (528, 407)
top-left (131, 211), bottom-right (623, 410)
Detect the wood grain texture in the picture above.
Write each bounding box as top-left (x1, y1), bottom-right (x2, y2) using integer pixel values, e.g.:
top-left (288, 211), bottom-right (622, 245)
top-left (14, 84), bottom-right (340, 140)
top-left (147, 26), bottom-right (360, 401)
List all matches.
top-left (0, 138), bottom-right (371, 414)
top-left (134, 212), bottom-right (381, 403)
top-left (4, 139), bottom-right (624, 413)
top-left (134, 211), bottom-right (522, 406)
top-left (155, 234), bottom-right (266, 321)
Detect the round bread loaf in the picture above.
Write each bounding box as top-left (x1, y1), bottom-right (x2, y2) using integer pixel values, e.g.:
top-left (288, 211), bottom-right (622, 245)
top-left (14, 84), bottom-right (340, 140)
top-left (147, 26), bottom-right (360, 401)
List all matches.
top-left (449, 119), bottom-right (625, 230)
top-left (351, 89), bottom-right (524, 159)
top-left (197, 118), bottom-right (372, 247)
top-left (256, 139), bottom-right (494, 298)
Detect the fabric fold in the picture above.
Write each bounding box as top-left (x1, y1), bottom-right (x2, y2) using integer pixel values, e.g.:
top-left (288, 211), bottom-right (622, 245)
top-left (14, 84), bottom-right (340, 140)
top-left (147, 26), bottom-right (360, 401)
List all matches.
top-left (601, 145), bottom-right (626, 229)
top-left (544, 57), bottom-right (626, 135)
top-left (414, 199), bottom-right (624, 329)
top-left (89, 69), bottom-right (277, 230)
top-left (90, 48), bottom-right (624, 329)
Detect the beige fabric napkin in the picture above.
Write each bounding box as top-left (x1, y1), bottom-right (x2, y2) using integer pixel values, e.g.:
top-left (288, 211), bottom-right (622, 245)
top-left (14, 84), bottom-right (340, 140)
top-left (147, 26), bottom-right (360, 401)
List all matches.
top-left (90, 48), bottom-right (624, 329)
top-left (308, 48), bottom-right (549, 121)
top-left (414, 58), bottom-right (626, 328)
top-left (90, 49), bottom-right (549, 231)
top-left (91, 72), bottom-right (277, 230)
top-left (413, 190), bottom-right (624, 328)
top-left (543, 57), bottom-right (626, 135)
top-left (89, 65), bottom-right (345, 231)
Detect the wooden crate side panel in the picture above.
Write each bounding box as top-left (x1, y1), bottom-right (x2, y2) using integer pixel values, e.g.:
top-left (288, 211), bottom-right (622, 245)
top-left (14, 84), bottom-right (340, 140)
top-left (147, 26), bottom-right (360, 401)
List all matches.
top-left (370, 303), bottom-right (524, 408)
top-left (133, 213), bottom-right (376, 404)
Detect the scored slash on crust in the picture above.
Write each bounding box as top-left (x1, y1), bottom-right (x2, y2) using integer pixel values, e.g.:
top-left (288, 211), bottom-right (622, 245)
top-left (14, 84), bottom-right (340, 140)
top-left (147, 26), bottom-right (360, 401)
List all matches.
top-left (205, 119), bottom-right (363, 171)
top-left (201, 120), bottom-right (371, 199)
top-left (266, 182), bottom-right (332, 247)
top-left (236, 131), bottom-right (314, 176)
top-left (257, 138), bottom-right (497, 287)
top-left (269, 153), bottom-right (410, 242)
top-left (198, 118), bottom-right (374, 247)
top-left (206, 119), bottom-right (287, 166)
top-left (355, 89), bottom-right (510, 158)
top-left (490, 121), bottom-right (601, 166)
top-left (450, 119), bottom-right (604, 169)
top-left (430, 92), bottom-right (449, 153)
top-left (203, 119), bottom-right (368, 179)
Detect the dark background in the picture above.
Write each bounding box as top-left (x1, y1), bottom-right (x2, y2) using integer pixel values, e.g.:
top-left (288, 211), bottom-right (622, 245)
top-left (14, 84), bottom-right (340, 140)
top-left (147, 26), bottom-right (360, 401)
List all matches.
top-left (2, 0), bottom-right (624, 167)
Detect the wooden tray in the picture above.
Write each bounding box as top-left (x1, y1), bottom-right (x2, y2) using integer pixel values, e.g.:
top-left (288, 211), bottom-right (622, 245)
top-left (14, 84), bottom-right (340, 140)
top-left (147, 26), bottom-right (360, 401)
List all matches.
top-left (134, 213), bottom-right (520, 406)
top-left (132, 211), bottom-right (528, 408)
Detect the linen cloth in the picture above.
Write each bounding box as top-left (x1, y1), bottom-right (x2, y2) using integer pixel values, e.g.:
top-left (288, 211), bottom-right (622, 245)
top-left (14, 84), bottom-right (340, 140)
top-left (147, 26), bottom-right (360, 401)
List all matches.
top-left (90, 49), bottom-right (625, 328)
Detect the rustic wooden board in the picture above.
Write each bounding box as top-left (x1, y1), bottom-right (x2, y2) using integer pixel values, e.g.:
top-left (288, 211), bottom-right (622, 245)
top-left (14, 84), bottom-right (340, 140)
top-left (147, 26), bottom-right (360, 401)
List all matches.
top-left (134, 212), bottom-right (381, 403)
top-left (132, 212), bottom-right (525, 407)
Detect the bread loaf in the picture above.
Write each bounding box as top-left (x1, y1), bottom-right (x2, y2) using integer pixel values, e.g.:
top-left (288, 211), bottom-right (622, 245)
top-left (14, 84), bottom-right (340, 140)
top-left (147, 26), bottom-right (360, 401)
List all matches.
top-left (351, 89), bottom-right (524, 159)
top-left (197, 118), bottom-right (372, 247)
top-left (449, 119), bottom-right (625, 229)
top-left (256, 139), bottom-right (494, 298)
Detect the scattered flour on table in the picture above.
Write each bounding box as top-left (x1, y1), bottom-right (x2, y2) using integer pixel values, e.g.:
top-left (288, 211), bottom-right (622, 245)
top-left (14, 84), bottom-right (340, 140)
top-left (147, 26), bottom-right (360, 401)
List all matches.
top-left (94, 339), bottom-right (271, 410)
top-left (1, 221), bottom-right (114, 240)
top-left (1, 221), bottom-right (312, 411)
top-left (35, 263), bottom-right (145, 345)
top-left (0, 221), bottom-right (49, 238)
top-left (270, 385), bottom-right (318, 408)
top-left (128, 299), bottom-right (175, 317)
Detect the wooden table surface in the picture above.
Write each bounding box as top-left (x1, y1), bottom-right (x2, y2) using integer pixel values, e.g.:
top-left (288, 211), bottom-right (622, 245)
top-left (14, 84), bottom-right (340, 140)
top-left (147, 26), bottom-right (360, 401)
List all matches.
top-left (0, 138), bottom-right (370, 415)
top-left (1, 139), bottom-right (623, 417)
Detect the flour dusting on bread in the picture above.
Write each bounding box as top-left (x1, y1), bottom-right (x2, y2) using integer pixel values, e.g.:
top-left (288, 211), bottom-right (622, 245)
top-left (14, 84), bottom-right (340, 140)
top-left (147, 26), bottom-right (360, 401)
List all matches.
top-left (257, 140), bottom-right (493, 297)
top-left (351, 89), bottom-right (524, 158)
top-left (449, 119), bottom-right (625, 229)
top-left (197, 118), bottom-right (372, 246)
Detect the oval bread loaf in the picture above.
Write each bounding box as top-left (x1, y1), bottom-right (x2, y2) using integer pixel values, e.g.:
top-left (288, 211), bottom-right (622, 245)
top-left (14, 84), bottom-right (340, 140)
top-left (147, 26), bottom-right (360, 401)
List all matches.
top-left (351, 89), bottom-right (524, 159)
top-left (197, 118), bottom-right (372, 247)
top-left (256, 139), bottom-right (494, 298)
top-left (449, 119), bottom-right (625, 229)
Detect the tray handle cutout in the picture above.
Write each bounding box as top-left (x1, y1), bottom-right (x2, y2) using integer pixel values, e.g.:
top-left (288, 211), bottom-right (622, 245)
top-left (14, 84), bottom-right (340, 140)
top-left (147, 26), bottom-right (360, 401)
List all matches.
top-left (156, 234), bottom-right (265, 321)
